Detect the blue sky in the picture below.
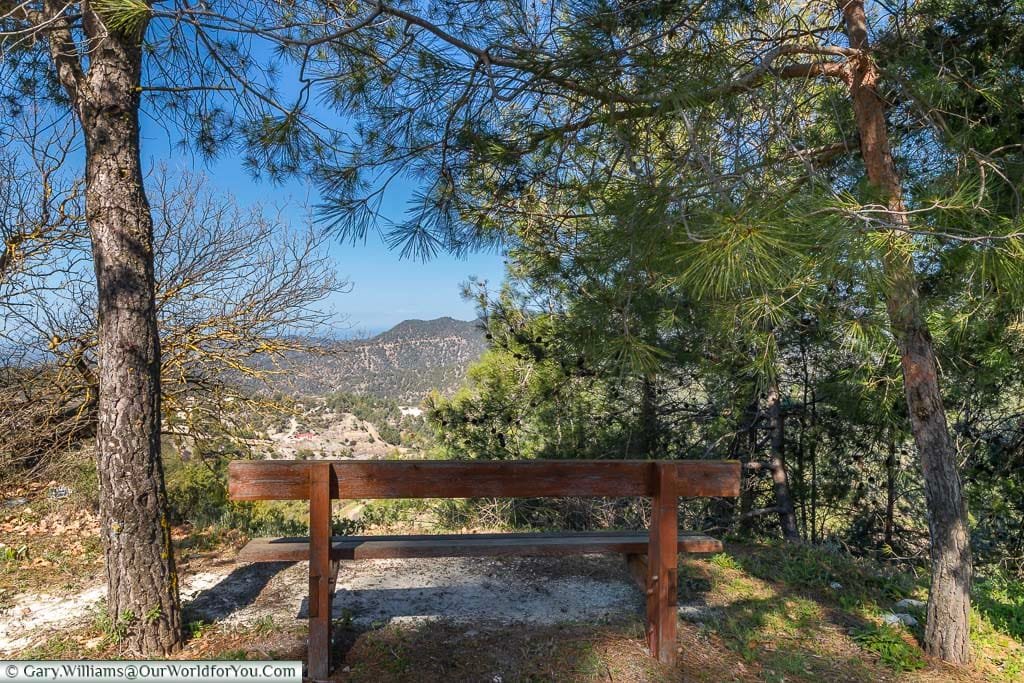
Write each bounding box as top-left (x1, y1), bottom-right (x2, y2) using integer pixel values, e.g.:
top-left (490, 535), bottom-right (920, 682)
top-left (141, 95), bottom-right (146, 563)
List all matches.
top-left (130, 32), bottom-right (511, 336)
top-left (139, 124), bottom-right (506, 337)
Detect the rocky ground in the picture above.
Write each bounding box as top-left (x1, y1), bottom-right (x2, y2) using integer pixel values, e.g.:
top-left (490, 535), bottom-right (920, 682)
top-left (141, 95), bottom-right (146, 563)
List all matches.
top-left (267, 413), bottom-right (409, 460)
top-left (1, 553), bottom-right (645, 656)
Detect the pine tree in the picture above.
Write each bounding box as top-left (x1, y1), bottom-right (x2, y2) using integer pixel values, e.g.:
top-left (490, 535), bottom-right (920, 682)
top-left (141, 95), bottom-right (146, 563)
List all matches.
top-left (308, 0), bottom-right (1023, 662)
top-left (0, 0), bottom-right (354, 652)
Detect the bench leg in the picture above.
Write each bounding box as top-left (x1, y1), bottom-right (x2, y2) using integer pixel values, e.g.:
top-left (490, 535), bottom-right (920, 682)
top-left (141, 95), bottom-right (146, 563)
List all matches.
top-left (328, 559), bottom-right (341, 594)
top-left (647, 462), bottom-right (678, 665)
top-left (625, 553), bottom-right (647, 592)
top-left (308, 463), bottom-right (333, 680)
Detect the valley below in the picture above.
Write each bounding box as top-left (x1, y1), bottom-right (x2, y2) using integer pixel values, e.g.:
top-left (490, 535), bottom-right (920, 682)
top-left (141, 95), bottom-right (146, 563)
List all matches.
top-left (237, 316), bottom-right (485, 461)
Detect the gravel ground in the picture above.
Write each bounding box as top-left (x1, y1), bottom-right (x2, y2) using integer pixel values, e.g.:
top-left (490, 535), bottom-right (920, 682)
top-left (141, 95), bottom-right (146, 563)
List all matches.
top-left (321, 554), bottom-right (642, 627)
top-left (1, 553), bottom-right (645, 654)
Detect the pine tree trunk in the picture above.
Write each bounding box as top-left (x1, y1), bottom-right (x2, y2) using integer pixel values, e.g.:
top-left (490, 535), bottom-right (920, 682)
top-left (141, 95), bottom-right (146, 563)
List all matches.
top-left (887, 282), bottom-right (971, 662)
top-left (796, 346), bottom-right (809, 539)
top-left (885, 435), bottom-right (897, 549)
top-left (639, 374), bottom-right (660, 456)
top-left (766, 381), bottom-right (800, 541)
top-left (840, 0), bottom-right (971, 664)
top-left (809, 388), bottom-right (819, 543)
top-left (738, 393), bottom-right (759, 535)
top-left (78, 11), bottom-right (182, 654)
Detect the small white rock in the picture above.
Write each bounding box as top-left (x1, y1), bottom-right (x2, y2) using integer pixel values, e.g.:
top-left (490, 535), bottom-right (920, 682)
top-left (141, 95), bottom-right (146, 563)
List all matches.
top-left (882, 612), bottom-right (919, 627)
top-left (678, 605), bottom-right (704, 620)
top-left (894, 598), bottom-right (926, 611)
top-left (829, 582), bottom-right (843, 590)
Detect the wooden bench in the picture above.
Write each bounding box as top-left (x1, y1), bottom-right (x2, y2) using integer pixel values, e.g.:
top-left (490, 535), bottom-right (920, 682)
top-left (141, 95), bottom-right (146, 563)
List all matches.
top-left (228, 459), bottom-right (740, 679)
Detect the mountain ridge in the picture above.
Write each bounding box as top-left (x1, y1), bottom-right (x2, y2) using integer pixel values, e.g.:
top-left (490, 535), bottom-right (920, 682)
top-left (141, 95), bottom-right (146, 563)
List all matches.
top-left (270, 316), bottom-right (487, 403)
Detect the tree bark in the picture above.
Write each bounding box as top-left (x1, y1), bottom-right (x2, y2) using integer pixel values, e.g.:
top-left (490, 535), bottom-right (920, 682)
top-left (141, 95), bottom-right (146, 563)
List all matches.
top-left (738, 392), bottom-right (759, 535)
top-left (840, 0), bottom-right (971, 664)
top-left (766, 380), bottom-right (800, 541)
top-left (809, 388), bottom-right (818, 544)
top-left (796, 342), bottom-right (809, 539)
top-left (884, 434), bottom-right (897, 549)
top-left (638, 374), bottom-right (660, 456)
top-left (71, 7), bottom-right (182, 654)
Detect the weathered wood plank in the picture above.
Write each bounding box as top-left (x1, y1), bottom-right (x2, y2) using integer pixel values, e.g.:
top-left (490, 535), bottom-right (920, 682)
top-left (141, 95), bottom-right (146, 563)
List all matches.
top-left (647, 462), bottom-right (679, 665)
top-left (307, 463), bottom-right (332, 681)
top-left (228, 459), bottom-right (741, 501)
top-left (624, 553), bottom-right (648, 592)
top-left (328, 560), bottom-right (340, 594)
top-left (236, 531), bottom-right (722, 563)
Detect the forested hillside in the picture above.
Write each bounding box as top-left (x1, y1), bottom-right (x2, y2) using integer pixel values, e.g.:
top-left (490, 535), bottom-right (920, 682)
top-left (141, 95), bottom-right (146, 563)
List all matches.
top-left (267, 318), bottom-right (486, 402)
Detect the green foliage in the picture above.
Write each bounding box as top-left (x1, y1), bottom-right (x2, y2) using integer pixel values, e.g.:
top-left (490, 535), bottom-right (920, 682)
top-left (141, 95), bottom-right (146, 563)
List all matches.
top-left (15, 634), bottom-right (81, 660)
top-left (163, 449), bottom-right (307, 537)
top-left (323, 391), bottom-right (427, 446)
top-left (974, 573), bottom-right (1024, 642)
top-left (675, 207), bottom-right (814, 300)
top-left (0, 545), bottom-right (27, 563)
top-left (852, 624), bottom-right (926, 672)
top-left (204, 501), bottom-right (308, 538)
top-left (427, 287), bottom-right (690, 461)
top-left (710, 553), bottom-right (743, 572)
top-left (215, 649), bottom-right (252, 661)
top-left (252, 615), bottom-right (276, 636)
top-left (186, 620), bottom-right (213, 640)
top-left (164, 455), bottom-right (227, 527)
top-left (728, 543), bottom-right (918, 612)
top-left (358, 499), bottom-right (434, 531)
top-left (94, 609), bottom-right (134, 649)
top-left (300, 0), bottom-right (1024, 592)
top-left (91, 0), bottom-right (150, 36)
top-left (972, 608), bottom-right (1024, 682)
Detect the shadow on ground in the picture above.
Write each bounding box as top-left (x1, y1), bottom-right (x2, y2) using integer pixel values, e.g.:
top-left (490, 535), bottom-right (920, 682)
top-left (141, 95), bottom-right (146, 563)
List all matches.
top-left (180, 551), bottom-right (976, 682)
top-left (184, 561), bottom-right (294, 624)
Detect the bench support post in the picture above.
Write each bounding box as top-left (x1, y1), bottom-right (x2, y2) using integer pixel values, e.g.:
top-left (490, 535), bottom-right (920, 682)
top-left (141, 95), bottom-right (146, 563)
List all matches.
top-left (647, 462), bottom-right (678, 665)
top-left (625, 553), bottom-right (647, 592)
top-left (308, 462), bottom-right (333, 680)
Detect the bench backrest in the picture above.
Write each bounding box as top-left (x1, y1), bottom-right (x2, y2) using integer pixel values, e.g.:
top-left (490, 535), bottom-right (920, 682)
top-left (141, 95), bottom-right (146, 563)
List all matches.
top-left (228, 459), bottom-right (740, 501)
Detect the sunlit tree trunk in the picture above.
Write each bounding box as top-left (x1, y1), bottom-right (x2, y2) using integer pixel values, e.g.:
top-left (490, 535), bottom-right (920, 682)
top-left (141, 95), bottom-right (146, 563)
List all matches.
top-left (840, 0), bottom-right (971, 663)
top-left (56, 6), bottom-right (183, 653)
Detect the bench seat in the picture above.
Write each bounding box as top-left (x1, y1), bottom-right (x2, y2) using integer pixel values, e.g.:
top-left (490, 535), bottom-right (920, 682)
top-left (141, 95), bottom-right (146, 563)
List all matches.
top-left (237, 530), bottom-right (723, 562)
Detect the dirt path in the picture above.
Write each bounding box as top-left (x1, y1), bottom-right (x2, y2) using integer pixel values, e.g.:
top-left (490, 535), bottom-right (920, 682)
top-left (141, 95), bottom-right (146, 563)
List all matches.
top-left (324, 554), bottom-right (640, 627)
top-left (1, 554), bottom-right (644, 655)
top-left (0, 568), bottom-right (241, 654)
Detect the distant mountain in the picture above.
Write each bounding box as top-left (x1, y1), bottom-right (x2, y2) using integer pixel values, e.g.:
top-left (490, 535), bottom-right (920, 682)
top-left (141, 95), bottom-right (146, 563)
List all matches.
top-left (267, 317), bottom-right (487, 403)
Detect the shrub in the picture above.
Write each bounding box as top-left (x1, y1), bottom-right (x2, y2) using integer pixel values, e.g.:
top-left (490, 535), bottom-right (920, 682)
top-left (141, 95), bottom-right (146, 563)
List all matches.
top-left (164, 455), bottom-right (227, 526)
top-left (164, 450), bottom-right (310, 536)
top-left (852, 623), bottom-right (925, 672)
top-left (975, 573), bottom-right (1024, 641)
top-left (730, 541), bottom-right (917, 612)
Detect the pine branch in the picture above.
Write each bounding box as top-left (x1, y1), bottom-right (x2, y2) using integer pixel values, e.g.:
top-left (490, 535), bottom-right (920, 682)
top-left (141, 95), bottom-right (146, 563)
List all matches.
top-left (0, 0), bottom-right (41, 23)
top-left (41, 0), bottom-right (85, 104)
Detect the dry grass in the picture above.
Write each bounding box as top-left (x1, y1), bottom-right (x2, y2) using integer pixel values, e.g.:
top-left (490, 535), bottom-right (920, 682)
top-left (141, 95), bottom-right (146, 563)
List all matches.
top-left (0, 485), bottom-right (104, 597)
